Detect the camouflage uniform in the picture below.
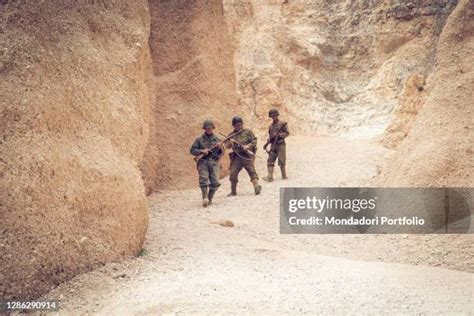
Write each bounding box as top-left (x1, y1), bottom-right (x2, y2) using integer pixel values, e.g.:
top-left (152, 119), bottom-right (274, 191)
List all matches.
top-left (190, 132), bottom-right (223, 204)
top-left (267, 120), bottom-right (289, 167)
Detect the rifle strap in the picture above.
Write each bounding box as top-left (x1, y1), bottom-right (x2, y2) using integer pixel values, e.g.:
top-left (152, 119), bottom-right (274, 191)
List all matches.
top-left (230, 142), bottom-right (253, 161)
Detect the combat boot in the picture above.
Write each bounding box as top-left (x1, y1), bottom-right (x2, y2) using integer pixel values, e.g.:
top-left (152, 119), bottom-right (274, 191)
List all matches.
top-left (263, 166), bottom-right (274, 182)
top-left (201, 187), bottom-right (209, 207)
top-left (228, 181), bottom-right (237, 197)
top-left (251, 179), bottom-right (262, 195)
top-left (208, 189), bottom-right (216, 205)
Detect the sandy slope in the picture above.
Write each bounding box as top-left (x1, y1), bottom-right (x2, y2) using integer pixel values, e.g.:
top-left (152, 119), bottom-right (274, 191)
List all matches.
top-left (42, 137), bottom-right (473, 314)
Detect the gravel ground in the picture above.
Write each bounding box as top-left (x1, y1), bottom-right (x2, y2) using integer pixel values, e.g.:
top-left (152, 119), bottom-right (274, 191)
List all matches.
top-left (42, 137), bottom-right (473, 315)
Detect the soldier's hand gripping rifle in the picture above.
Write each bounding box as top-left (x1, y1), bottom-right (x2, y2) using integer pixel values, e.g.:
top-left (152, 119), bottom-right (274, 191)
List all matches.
top-left (218, 132), bottom-right (255, 158)
top-left (263, 122), bottom-right (287, 153)
top-left (193, 130), bottom-right (243, 163)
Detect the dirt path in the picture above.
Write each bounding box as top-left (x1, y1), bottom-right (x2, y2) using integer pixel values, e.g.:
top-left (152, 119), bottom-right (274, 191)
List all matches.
top-left (44, 137), bottom-right (473, 315)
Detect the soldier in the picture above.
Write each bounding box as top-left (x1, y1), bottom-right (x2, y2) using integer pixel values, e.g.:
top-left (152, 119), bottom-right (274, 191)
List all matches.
top-left (226, 116), bottom-right (262, 196)
top-left (263, 108), bottom-right (289, 181)
top-left (190, 120), bottom-right (224, 207)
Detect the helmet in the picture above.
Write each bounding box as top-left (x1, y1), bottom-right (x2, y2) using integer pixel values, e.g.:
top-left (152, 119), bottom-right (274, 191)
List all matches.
top-left (269, 108), bottom-right (279, 117)
top-left (232, 116), bottom-right (243, 126)
top-left (202, 119), bottom-right (215, 129)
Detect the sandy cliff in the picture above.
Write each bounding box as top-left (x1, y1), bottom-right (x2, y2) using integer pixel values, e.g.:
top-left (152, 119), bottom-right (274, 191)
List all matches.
top-left (376, 0), bottom-right (473, 186)
top-left (1, 1), bottom-right (152, 299)
top-left (140, 0), bottom-right (241, 191)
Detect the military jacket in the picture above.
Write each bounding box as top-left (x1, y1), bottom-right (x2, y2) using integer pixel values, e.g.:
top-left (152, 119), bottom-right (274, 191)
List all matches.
top-left (227, 128), bottom-right (257, 156)
top-left (268, 120), bottom-right (289, 145)
top-left (190, 133), bottom-right (223, 161)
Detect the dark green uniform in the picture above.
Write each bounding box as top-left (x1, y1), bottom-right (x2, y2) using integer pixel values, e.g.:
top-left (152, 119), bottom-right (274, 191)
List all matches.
top-left (190, 133), bottom-right (223, 189)
top-left (227, 128), bottom-right (259, 183)
top-left (267, 120), bottom-right (289, 167)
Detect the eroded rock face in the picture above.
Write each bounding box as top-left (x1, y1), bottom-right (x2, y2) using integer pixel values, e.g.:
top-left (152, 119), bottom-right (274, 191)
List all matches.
top-left (381, 74), bottom-right (427, 148)
top-left (0, 1), bottom-right (151, 299)
top-left (223, 0), bottom-right (458, 138)
top-left (375, 0), bottom-right (473, 186)
top-left (140, 0), bottom-right (241, 191)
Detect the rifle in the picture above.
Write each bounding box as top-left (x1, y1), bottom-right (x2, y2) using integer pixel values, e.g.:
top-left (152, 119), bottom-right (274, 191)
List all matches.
top-left (264, 122), bottom-right (287, 153)
top-left (193, 130), bottom-right (243, 163)
top-left (218, 132), bottom-right (255, 158)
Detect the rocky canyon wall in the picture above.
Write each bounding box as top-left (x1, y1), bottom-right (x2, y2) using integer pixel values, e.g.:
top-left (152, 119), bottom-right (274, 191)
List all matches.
top-left (140, 0), bottom-right (241, 191)
top-left (223, 0), bottom-right (459, 139)
top-left (1, 0), bottom-right (152, 299)
top-left (375, 0), bottom-right (473, 186)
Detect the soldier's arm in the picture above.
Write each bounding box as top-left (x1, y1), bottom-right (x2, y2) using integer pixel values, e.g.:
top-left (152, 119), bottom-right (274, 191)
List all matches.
top-left (214, 136), bottom-right (224, 155)
top-left (190, 138), bottom-right (203, 156)
top-left (279, 122), bottom-right (289, 138)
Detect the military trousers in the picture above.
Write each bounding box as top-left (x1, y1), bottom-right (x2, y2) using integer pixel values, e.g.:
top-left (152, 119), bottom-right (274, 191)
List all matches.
top-left (267, 143), bottom-right (286, 166)
top-left (229, 154), bottom-right (259, 183)
top-left (197, 159), bottom-right (220, 189)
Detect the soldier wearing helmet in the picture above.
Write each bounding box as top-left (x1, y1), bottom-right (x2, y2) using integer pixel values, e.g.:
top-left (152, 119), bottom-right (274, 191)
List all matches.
top-left (263, 108), bottom-right (289, 181)
top-left (225, 116), bottom-right (262, 196)
top-left (190, 119), bottom-right (224, 207)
